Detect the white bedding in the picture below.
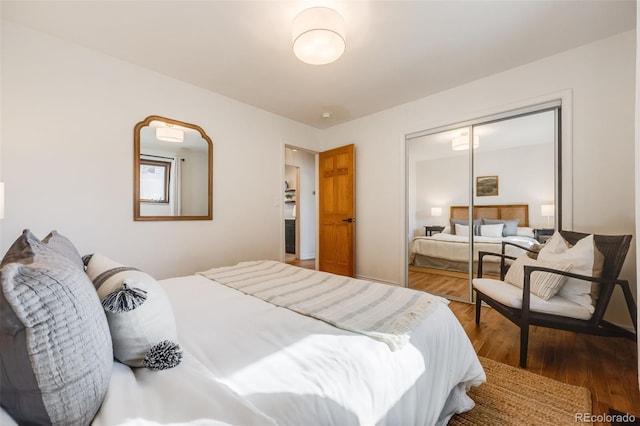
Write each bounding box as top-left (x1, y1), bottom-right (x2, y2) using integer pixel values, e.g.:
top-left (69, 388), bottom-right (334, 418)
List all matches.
top-left (90, 272), bottom-right (485, 426)
top-left (409, 233), bottom-right (537, 265)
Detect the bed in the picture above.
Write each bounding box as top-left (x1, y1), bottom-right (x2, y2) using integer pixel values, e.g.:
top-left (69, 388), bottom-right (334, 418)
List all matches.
top-left (409, 204), bottom-right (539, 274)
top-left (0, 230), bottom-right (486, 426)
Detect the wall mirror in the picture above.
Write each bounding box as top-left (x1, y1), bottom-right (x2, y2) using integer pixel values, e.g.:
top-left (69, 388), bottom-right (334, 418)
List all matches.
top-left (134, 115), bottom-right (213, 221)
top-left (406, 103), bottom-right (561, 302)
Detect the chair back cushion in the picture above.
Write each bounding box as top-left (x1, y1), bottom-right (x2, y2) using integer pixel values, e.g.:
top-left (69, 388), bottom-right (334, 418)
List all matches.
top-left (504, 255), bottom-right (572, 300)
top-left (537, 233), bottom-right (604, 313)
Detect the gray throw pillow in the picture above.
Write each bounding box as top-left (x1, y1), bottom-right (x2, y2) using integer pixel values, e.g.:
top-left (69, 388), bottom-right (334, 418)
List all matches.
top-left (42, 230), bottom-right (85, 270)
top-left (0, 230), bottom-right (112, 425)
top-left (481, 218), bottom-right (520, 237)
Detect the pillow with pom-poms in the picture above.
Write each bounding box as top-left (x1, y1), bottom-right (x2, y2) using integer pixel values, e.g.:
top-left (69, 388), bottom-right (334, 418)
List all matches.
top-left (84, 253), bottom-right (182, 370)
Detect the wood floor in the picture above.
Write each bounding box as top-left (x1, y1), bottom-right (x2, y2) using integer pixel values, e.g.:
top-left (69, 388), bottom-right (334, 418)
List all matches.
top-left (294, 259), bottom-right (639, 419)
top-left (286, 257), bottom-right (316, 269)
top-left (412, 266), bottom-right (639, 418)
top-left (449, 300), bottom-right (640, 420)
top-left (409, 265), bottom-right (471, 299)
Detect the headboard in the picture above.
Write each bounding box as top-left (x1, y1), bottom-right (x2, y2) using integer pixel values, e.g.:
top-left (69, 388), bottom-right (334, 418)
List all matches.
top-left (450, 204), bottom-right (529, 227)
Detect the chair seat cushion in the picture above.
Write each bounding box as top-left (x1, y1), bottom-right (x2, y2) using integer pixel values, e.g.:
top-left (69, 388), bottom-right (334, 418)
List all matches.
top-left (473, 278), bottom-right (593, 320)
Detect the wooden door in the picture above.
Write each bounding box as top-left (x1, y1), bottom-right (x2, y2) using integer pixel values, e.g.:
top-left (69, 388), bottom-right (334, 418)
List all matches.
top-left (319, 144), bottom-right (355, 277)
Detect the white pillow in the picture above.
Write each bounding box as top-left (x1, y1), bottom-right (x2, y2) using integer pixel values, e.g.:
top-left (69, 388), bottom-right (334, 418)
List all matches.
top-left (516, 227), bottom-right (535, 238)
top-left (504, 254), bottom-right (573, 300)
top-left (537, 232), bottom-right (604, 312)
top-left (480, 224), bottom-right (504, 238)
top-left (85, 253), bottom-right (182, 370)
top-left (455, 223), bottom-right (469, 236)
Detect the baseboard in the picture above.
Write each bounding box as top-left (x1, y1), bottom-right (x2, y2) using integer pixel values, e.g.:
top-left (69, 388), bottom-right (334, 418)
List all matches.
top-left (355, 274), bottom-right (401, 287)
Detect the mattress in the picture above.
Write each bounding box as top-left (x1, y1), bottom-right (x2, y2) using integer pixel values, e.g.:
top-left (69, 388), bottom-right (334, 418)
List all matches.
top-left (6, 269), bottom-right (486, 425)
top-left (409, 233), bottom-right (537, 267)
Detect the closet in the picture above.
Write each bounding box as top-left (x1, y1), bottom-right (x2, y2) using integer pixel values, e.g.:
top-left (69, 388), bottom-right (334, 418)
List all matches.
top-left (405, 102), bottom-right (563, 302)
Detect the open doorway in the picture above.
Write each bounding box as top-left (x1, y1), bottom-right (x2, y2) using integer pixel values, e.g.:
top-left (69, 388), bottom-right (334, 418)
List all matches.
top-left (284, 146), bottom-right (317, 270)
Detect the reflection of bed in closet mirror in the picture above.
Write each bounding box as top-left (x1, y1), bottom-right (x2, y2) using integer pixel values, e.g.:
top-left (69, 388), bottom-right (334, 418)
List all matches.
top-left (406, 107), bottom-right (560, 302)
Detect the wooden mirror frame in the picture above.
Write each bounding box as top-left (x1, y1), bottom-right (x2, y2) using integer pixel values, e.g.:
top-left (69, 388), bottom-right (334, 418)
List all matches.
top-left (134, 115), bottom-right (213, 221)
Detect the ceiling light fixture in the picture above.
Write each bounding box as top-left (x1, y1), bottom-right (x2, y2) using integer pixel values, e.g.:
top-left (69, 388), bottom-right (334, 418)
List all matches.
top-left (292, 7), bottom-right (346, 65)
top-left (451, 134), bottom-right (480, 151)
top-left (156, 125), bottom-right (184, 143)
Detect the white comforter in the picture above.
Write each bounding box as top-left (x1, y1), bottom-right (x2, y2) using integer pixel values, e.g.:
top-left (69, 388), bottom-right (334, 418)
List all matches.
top-left (82, 273), bottom-right (486, 425)
top-left (410, 233), bottom-right (537, 264)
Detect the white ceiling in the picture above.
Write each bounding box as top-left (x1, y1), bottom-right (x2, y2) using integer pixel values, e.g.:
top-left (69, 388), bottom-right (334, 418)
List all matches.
top-left (2, 0), bottom-right (635, 129)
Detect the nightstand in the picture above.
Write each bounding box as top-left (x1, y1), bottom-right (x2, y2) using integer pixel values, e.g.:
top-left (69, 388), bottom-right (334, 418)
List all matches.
top-left (424, 225), bottom-right (445, 236)
top-left (534, 228), bottom-right (554, 243)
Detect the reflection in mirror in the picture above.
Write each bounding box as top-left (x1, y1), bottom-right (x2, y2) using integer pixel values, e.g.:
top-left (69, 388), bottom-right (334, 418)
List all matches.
top-left (407, 109), bottom-right (557, 302)
top-left (407, 126), bottom-right (472, 300)
top-left (134, 115), bottom-right (213, 221)
top-left (140, 159), bottom-right (171, 203)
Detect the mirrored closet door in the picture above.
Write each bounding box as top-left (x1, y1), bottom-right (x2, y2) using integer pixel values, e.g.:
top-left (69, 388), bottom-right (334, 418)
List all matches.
top-left (406, 103), bottom-right (561, 302)
top-left (407, 126), bottom-right (473, 300)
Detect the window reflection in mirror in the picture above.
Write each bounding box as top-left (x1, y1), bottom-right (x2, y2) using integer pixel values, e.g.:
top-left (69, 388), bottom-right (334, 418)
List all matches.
top-left (406, 108), bottom-right (558, 301)
top-left (140, 159), bottom-right (171, 203)
top-left (134, 115), bottom-right (213, 221)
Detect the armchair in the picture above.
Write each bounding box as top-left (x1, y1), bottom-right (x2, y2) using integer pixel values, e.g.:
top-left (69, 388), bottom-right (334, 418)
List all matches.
top-left (473, 230), bottom-right (636, 368)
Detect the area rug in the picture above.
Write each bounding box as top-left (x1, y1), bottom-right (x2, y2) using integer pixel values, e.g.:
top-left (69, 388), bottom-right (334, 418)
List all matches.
top-left (450, 356), bottom-right (592, 425)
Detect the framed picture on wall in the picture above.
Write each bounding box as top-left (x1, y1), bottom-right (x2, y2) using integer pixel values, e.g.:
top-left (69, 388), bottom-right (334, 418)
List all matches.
top-left (476, 175), bottom-right (499, 197)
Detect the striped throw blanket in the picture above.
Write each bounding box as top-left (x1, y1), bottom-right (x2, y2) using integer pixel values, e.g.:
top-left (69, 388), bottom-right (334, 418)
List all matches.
top-left (198, 260), bottom-right (446, 351)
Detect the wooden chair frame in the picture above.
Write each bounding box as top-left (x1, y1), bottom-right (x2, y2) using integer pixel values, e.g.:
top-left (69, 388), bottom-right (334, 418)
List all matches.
top-left (474, 230), bottom-right (636, 368)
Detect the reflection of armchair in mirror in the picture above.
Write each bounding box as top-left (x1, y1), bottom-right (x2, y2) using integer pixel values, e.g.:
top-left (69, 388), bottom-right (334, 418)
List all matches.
top-left (134, 115), bottom-right (213, 221)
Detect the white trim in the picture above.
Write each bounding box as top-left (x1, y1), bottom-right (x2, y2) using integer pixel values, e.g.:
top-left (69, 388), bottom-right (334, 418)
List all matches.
top-left (355, 274), bottom-right (401, 287)
top-left (280, 142), bottom-right (287, 263)
top-left (635, 2), bottom-right (640, 388)
top-left (399, 131), bottom-right (408, 286)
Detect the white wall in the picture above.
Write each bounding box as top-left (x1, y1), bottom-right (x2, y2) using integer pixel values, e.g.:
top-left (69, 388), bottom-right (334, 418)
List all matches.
top-left (179, 147), bottom-right (209, 216)
top-left (0, 21), bottom-right (321, 279)
top-left (321, 31), bottom-right (636, 327)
